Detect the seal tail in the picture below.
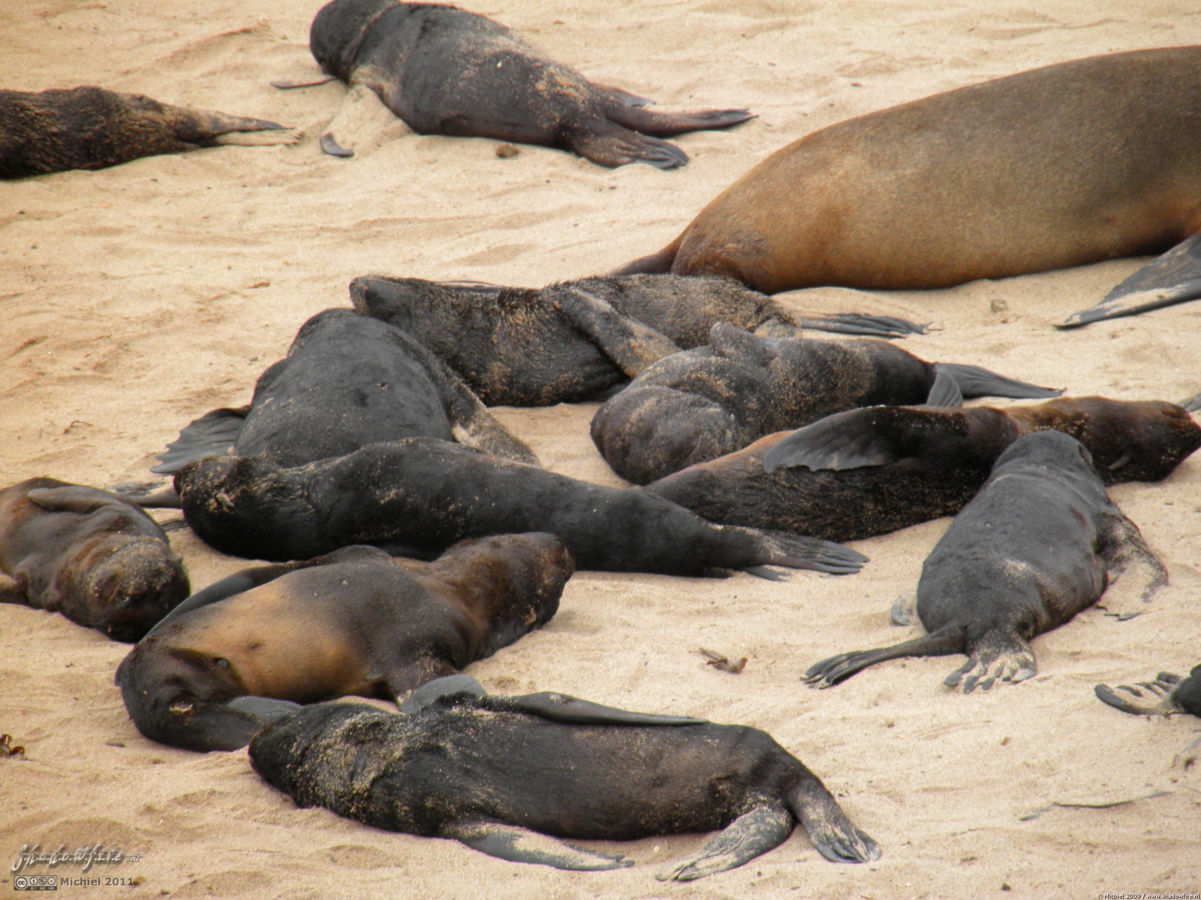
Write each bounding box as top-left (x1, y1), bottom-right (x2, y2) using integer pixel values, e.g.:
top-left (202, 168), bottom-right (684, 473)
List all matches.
top-left (604, 102), bottom-right (755, 138)
top-left (730, 526), bottom-right (867, 576)
top-left (804, 626), bottom-right (965, 687)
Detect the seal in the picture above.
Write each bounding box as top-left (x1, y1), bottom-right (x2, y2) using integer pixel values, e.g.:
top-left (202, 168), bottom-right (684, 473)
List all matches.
top-left (804, 431), bottom-right (1168, 692)
top-left (163, 436), bottom-right (866, 576)
top-left (351, 273), bottom-right (929, 407)
top-left (647, 397), bottom-right (1201, 541)
top-left (591, 322), bottom-right (1060, 484)
top-left (115, 533), bottom-right (572, 752)
top-left (1095, 665), bottom-right (1201, 717)
top-left (0, 86), bottom-right (293, 179)
top-left (0, 478), bottom-right (189, 641)
top-left (614, 47), bottom-right (1201, 327)
top-left (306, 0), bottom-right (752, 168)
top-left (151, 307), bottom-right (535, 474)
top-left (247, 675), bottom-right (880, 879)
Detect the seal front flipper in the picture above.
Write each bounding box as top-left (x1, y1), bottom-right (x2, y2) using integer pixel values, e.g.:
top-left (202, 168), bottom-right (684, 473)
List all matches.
top-left (151, 406), bottom-right (249, 474)
top-left (441, 820), bottom-right (632, 871)
top-left (553, 286), bottom-right (681, 377)
top-left (1059, 233), bottom-right (1201, 328)
top-left (763, 406), bottom-right (938, 473)
top-left (657, 803), bottom-right (793, 881)
top-left (505, 691), bottom-right (706, 727)
top-left (929, 362), bottom-right (1061, 402)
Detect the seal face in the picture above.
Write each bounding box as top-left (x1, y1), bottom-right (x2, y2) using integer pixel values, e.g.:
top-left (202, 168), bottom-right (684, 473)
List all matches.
top-left (115, 534), bottom-right (572, 752)
top-left (648, 397), bottom-right (1201, 541)
top-left (152, 308), bottom-right (535, 474)
top-left (591, 322), bottom-right (1060, 484)
top-left (0, 478), bottom-right (189, 641)
top-left (247, 679), bottom-right (880, 879)
top-left (0, 86), bottom-right (290, 178)
top-left (803, 431), bottom-right (1168, 692)
top-left (308, 0), bottom-right (752, 168)
top-left (616, 47), bottom-right (1201, 325)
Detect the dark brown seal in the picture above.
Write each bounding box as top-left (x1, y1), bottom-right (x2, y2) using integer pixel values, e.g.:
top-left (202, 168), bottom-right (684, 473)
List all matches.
top-left (591, 322), bottom-right (1060, 484)
top-left (0, 478), bottom-right (189, 641)
top-left (646, 397), bottom-right (1200, 542)
top-left (1095, 665), bottom-right (1201, 717)
top-left (165, 437), bottom-right (866, 576)
top-left (306, 0), bottom-right (752, 168)
top-left (804, 431), bottom-right (1168, 692)
top-left (0, 86), bottom-right (292, 179)
top-left (248, 676), bottom-right (880, 878)
top-left (116, 533), bottom-right (572, 752)
top-left (615, 47), bottom-right (1201, 327)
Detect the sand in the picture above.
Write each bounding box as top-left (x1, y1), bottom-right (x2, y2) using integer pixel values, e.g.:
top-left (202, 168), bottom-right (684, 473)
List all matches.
top-left (2, 0), bottom-right (1200, 897)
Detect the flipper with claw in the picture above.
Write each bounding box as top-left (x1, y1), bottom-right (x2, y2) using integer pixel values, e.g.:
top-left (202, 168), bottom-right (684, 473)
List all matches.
top-left (941, 632), bottom-right (1037, 694)
top-left (442, 820), bottom-right (632, 871)
top-left (1095, 673), bottom-right (1182, 715)
top-left (804, 627), bottom-right (964, 688)
top-left (657, 804), bottom-right (793, 881)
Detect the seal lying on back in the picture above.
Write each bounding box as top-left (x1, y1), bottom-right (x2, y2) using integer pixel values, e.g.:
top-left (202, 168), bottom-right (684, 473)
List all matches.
top-left (805, 432), bottom-right (1167, 692)
top-left (1095, 665), bottom-right (1201, 717)
top-left (0, 87), bottom-right (292, 178)
top-left (307, 0), bottom-right (751, 168)
top-left (248, 676), bottom-right (880, 879)
top-left (151, 308), bottom-right (534, 474)
top-left (166, 437), bottom-right (866, 576)
top-left (615, 47), bottom-right (1201, 327)
top-left (0, 479), bottom-right (189, 641)
top-left (647, 397), bottom-right (1201, 541)
top-left (592, 322), bottom-right (1060, 483)
top-left (116, 533), bottom-right (571, 752)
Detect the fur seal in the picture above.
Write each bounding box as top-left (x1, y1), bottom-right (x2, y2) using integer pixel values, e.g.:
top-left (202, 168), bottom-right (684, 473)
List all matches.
top-left (306, 0), bottom-right (752, 168)
top-left (248, 675), bottom-right (880, 879)
top-left (615, 47), bottom-right (1201, 327)
top-left (647, 397), bottom-right (1201, 541)
top-left (591, 322), bottom-right (1060, 484)
top-left (1095, 665), bottom-right (1201, 717)
top-left (804, 431), bottom-right (1168, 692)
top-left (0, 86), bottom-right (292, 179)
top-left (350, 273), bottom-right (929, 407)
top-left (163, 436), bottom-right (866, 576)
top-left (0, 479), bottom-right (189, 641)
top-left (116, 533), bottom-right (571, 752)
top-left (151, 308), bottom-right (534, 474)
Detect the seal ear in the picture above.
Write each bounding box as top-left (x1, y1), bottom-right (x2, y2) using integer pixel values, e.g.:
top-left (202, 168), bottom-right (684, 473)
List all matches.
top-left (398, 674), bottom-right (487, 713)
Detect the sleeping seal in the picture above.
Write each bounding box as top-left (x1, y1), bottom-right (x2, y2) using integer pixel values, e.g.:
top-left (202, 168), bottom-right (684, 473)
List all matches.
top-left (304, 0), bottom-right (752, 168)
top-left (0, 479), bottom-right (189, 641)
top-left (116, 533), bottom-right (571, 751)
top-left (615, 47), bottom-right (1201, 327)
top-left (804, 431), bottom-right (1167, 692)
top-left (248, 676), bottom-right (880, 879)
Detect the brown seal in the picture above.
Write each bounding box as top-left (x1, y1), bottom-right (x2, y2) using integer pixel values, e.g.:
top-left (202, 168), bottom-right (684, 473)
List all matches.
top-left (305, 0), bottom-right (752, 168)
top-left (0, 478), bottom-right (189, 641)
top-left (615, 47), bottom-right (1201, 327)
top-left (248, 676), bottom-right (880, 878)
top-left (115, 533), bottom-right (572, 751)
top-left (0, 86), bottom-right (293, 178)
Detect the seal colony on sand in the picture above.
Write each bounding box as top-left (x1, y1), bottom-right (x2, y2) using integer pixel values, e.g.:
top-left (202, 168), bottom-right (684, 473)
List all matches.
top-left (158, 437), bottom-right (866, 576)
top-left (646, 397), bottom-right (1201, 541)
top-left (350, 273), bottom-right (929, 407)
top-left (304, 0), bottom-right (752, 168)
top-left (1095, 665), bottom-right (1201, 717)
top-left (0, 479), bottom-right (189, 642)
top-left (0, 86), bottom-right (292, 179)
top-left (248, 676), bottom-right (880, 879)
top-left (804, 432), bottom-right (1168, 692)
top-left (614, 46), bottom-right (1201, 327)
top-left (116, 534), bottom-right (572, 752)
top-left (591, 322), bottom-right (1060, 484)
top-left (150, 308), bottom-right (535, 474)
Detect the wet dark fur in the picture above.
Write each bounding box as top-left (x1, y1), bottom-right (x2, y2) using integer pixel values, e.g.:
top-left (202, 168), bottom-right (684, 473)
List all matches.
top-left (0, 478), bottom-right (189, 641)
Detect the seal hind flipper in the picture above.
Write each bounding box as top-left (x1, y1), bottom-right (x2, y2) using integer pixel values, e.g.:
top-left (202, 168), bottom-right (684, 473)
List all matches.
top-left (151, 407), bottom-right (249, 475)
top-left (602, 103), bottom-right (754, 139)
top-left (570, 123), bottom-right (690, 170)
top-left (925, 367), bottom-right (965, 408)
top-left (657, 803), bottom-right (793, 881)
top-left (1094, 673), bottom-right (1182, 715)
top-left (25, 484), bottom-right (131, 516)
top-left (942, 631), bottom-right (1037, 693)
top-left (398, 674), bottom-right (487, 713)
top-left (506, 691), bottom-right (706, 727)
top-left (1095, 510), bottom-right (1168, 607)
top-left (441, 820), bottom-right (632, 871)
top-left (805, 627), bottom-right (966, 687)
top-left (789, 777), bottom-right (881, 864)
top-left (736, 527), bottom-right (867, 576)
top-left (554, 287), bottom-right (681, 377)
top-left (597, 84), bottom-right (653, 109)
top-left (929, 362), bottom-right (1061, 402)
top-left (795, 312), bottom-right (932, 338)
top-left (318, 132), bottom-right (354, 157)
top-left (1059, 233), bottom-right (1201, 328)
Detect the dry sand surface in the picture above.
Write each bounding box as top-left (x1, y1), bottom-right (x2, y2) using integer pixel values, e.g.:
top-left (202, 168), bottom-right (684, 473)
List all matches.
top-left (3, 0), bottom-right (1201, 897)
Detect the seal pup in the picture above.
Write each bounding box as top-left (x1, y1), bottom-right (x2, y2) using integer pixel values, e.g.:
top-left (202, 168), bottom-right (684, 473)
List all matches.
top-left (804, 431), bottom-right (1168, 692)
top-left (647, 397), bottom-right (1201, 541)
top-left (0, 479), bottom-right (189, 641)
top-left (1095, 665), bottom-right (1201, 717)
top-left (151, 308), bottom-right (535, 475)
top-left (163, 437), bottom-right (866, 576)
top-left (0, 86), bottom-right (293, 179)
top-left (304, 0), bottom-right (752, 168)
top-left (614, 47), bottom-right (1201, 327)
top-left (115, 533), bottom-right (571, 752)
top-left (351, 273), bottom-right (929, 407)
top-left (248, 675), bottom-right (880, 879)
top-left (591, 322), bottom-right (1060, 484)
